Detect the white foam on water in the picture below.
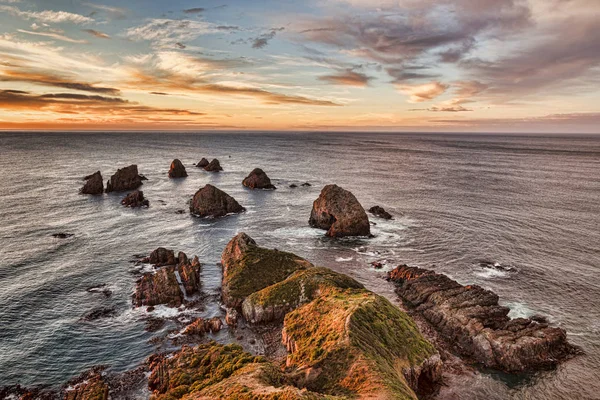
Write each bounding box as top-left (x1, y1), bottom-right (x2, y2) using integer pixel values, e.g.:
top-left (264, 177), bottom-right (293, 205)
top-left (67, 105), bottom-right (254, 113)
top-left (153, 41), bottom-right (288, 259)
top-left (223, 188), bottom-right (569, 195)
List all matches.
top-left (474, 267), bottom-right (508, 279)
top-left (505, 302), bottom-right (535, 319)
top-left (335, 256), bottom-right (353, 262)
top-left (270, 226), bottom-right (323, 239)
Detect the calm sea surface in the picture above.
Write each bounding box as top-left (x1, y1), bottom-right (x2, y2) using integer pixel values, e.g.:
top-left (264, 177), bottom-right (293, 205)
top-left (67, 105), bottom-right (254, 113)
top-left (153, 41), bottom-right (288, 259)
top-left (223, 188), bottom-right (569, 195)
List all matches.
top-left (0, 132), bottom-right (599, 399)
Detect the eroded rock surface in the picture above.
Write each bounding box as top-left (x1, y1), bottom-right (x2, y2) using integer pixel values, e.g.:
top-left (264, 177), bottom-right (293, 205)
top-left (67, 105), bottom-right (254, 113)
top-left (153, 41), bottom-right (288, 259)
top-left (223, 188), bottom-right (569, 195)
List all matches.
top-left (189, 184), bottom-right (245, 218)
top-left (106, 165), bottom-right (144, 193)
top-left (204, 158), bottom-right (223, 172)
top-left (309, 184), bottom-right (370, 237)
top-left (242, 168), bottom-right (276, 190)
top-left (387, 265), bottom-right (579, 372)
top-left (81, 171), bottom-right (104, 195)
top-left (121, 190), bottom-right (149, 208)
top-left (168, 159), bottom-right (187, 178)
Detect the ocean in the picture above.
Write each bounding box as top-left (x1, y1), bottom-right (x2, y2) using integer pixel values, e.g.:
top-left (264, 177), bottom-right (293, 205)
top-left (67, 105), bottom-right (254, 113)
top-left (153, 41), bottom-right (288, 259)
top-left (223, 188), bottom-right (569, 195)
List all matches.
top-left (0, 132), bottom-right (599, 399)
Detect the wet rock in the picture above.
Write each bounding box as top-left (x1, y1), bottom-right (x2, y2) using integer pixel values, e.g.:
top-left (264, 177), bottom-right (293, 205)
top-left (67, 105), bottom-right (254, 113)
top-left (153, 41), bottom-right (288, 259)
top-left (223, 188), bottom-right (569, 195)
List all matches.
top-left (309, 184), bottom-right (371, 237)
top-left (183, 318), bottom-right (208, 336)
top-left (133, 249), bottom-right (201, 307)
top-left (175, 209), bottom-right (186, 214)
top-left (203, 158), bottom-right (223, 172)
top-left (81, 171), bottom-right (104, 195)
top-left (225, 308), bottom-right (239, 327)
top-left (64, 366), bottom-right (109, 400)
top-left (369, 205), bottom-right (393, 220)
top-left (105, 165), bottom-right (144, 193)
top-left (121, 190), bottom-right (149, 208)
top-left (289, 184), bottom-right (298, 188)
top-left (242, 168), bottom-right (276, 190)
top-left (81, 307), bottom-right (117, 321)
top-left (301, 182), bottom-right (311, 187)
top-left (387, 265), bottom-right (580, 372)
top-left (145, 318), bottom-right (166, 332)
top-left (221, 233), bottom-right (313, 308)
top-left (168, 159), bottom-right (187, 178)
top-left (189, 184), bottom-right (245, 218)
top-left (0, 385), bottom-right (57, 400)
top-left (52, 233), bottom-right (74, 239)
top-left (86, 284), bottom-right (112, 298)
top-left (196, 158), bottom-right (209, 168)
top-left (207, 317), bottom-right (223, 333)
top-left (371, 261), bottom-right (384, 269)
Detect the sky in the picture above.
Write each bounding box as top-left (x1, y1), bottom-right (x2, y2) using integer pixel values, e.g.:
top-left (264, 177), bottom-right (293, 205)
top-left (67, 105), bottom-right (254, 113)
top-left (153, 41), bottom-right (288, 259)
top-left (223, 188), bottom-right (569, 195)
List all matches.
top-left (0, 0), bottom-right (598, 132)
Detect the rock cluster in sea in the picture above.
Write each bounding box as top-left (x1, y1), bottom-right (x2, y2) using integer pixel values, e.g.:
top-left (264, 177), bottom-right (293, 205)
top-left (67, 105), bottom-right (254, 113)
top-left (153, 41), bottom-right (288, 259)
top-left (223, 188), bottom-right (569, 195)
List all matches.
top-left (387, 265), bottom-right (580, 372)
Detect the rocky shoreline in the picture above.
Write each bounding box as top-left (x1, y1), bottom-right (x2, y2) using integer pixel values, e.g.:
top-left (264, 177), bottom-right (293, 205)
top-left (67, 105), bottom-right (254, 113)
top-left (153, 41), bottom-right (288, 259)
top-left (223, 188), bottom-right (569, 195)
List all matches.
top-left (4, 162), bottom-right (580, 399)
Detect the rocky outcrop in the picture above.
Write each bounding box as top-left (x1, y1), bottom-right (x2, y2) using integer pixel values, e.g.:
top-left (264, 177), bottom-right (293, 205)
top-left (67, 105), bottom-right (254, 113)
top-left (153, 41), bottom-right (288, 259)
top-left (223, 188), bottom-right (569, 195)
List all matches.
top-left (189, 184), bottom-right (245, 218)
top-left (220, 233), bottom-right (313, 308)
top-left (196, 158), bottom-right (209, 168)
top-left (105, 165), bottom-right (144, 193)
top-left (81, 171), bottom-right (104, 195)
top-left (64, 369), bottom-right (109, 400)
top-left (148, 343), bottom-right (330, 400)
top-left (121, 190), bottom-right (149, 208)
top-left (282, 287), bottom-right (442, 399)
top-left (387, 265), bottom-right (579, 372)
top-left (242, 168), bottom-right (276, 190)
top-left (133, 249), bottom-right (201, 307)
top-left (369, 205), bottom-right (393, 220)
top-left (204, 158), bottom-right (223, 172)
top-left (309, 184), bottom-right (370, 237)
top-left (242, 267), bottom-right (364, 324)
top-left (168, 159), bottom-right (187, 178)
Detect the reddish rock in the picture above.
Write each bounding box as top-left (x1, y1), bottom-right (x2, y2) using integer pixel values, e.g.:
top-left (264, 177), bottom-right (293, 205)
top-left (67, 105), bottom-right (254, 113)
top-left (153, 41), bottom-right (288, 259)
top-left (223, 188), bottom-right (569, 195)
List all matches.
top-left (204, 158), bottom-right (223, 172)
top-left (81, 171), bottom-right (104, 195)
top-left (168, 159), bottom-right (187, 178)
top-left (148, 247), bottom-right (176, 266)
top-left (183, 318), bottom-right (209, 336)
top-left (207, 317), bottom-right (223, 333)
top-left (309, 184), bottom-right (370, 237)
top-left (196, 158), bottom-right (209, 168)
top-left (369, 205), bottom-right (393, 220)
top-left (189, 184), bottom-right (245, 218)
top-left (242, 168), bottom-right (276, 190)
top-left (387, 265), bottom-right (580, 372)
top-left (121, 190), bottom-right (149, 208)
top-left (106, 165), bottom-right (143, 193)
top-left (225, 308), bottom-right (239, 327)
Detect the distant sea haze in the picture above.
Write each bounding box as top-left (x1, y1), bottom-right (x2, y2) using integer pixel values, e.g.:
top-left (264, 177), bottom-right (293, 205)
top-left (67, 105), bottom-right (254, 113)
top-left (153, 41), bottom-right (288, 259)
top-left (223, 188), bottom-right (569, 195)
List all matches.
top-left (0, 132), bottom-right (598, 399)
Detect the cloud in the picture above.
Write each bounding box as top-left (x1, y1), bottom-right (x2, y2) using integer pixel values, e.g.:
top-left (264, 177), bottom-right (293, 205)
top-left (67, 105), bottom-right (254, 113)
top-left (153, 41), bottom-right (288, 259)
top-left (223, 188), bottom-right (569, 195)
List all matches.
top-left (82, 29), bottom-right (110, 39)
top-left (397, 81), bottom-right (448, 102)
top-left (0, 5), bottom-right (94, 24)
top-left (251, 28), bottom-right (284, 49)
top-left (125, 19), bottom-right (229, 47)
top-left (82, 3), bottom-right (127, 20)
top-left (17, 29), bottom-right (88, 44)
top-left (183, 8), bottom-right (205, 14)
top-left (0, 69), bottom-right (121, 94)
top-left (318, 69), bottom-right (373, 86)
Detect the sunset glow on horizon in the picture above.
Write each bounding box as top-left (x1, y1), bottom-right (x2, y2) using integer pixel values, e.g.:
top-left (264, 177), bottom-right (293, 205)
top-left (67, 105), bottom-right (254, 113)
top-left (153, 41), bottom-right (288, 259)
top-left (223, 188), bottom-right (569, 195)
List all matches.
top-left (1, 0), bottom-right (599, 133)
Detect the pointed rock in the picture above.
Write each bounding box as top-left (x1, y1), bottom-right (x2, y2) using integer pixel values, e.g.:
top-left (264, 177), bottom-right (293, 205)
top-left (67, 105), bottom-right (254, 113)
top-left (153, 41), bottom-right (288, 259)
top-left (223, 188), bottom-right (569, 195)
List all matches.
top-left (242, 168), bottom-right (276, 190)
top-left (168, 159), bottom-right (187, 178)
top-left (81, 171), bottom-right (103, 195)
top-left (309, 184), bottom-right (370, 237)
top-left (189, 184), bottom-right (245, 218)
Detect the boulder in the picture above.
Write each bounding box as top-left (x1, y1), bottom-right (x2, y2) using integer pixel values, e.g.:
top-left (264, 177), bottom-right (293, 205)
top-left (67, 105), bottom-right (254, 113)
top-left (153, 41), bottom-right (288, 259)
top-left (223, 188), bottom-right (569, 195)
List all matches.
top-left (196, 158), bottom-right (209, 168)
top-left (105, 165), bottom-right (143, 193)
top-left (204, 158), bottom-right (223, 172)
top-left (189, 184), bottom-right (245, 218)
top-left (148, 343), bottom-right (329, 400)
top-left (242, 267), bottom-right (363, 324)
top-left (121, 190), bottom-right (149, 208)
top-left (369, 205), bottom-right (393, 220)
top-left (168, 159), bottom-right (187, 178)
top-left (309, 184), bottom-right (370, 237)
top-left (387, 265), bottom-right (580, 372)
top-left (221, 233), bottom-right (313, 308)
top-left (225, 308), bottom-right (239, 327)
top-left (183, 318), bottom-right (209, 336)
top-left (81, 171), bottom-right (104, 195)
top-left (242, 168), bottom-right (276, 190)
top-left (207, 317), bottom-right (223, 333)
top-left (133, 249), bottom-right (201, 307)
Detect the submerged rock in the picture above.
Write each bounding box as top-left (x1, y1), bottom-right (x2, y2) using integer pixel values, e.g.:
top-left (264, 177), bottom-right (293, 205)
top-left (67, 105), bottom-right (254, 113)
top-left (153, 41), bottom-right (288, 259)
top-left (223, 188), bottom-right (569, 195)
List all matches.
top-left (221, 233), bottom-right (313, 308)
top-left (81, 171), bottom-right (104, 195)
top-left (189, 184), bottom-right (245, 218)
top-left (204, 158), bottom-right (223, 172)
top-left (168, 158), bottom-right (187, 178)
top-left (81, 307), bottom-right (117, 321)
top-left (196, 157), bottom-right (209, 168)
top-left (387, 265), bottom-right (580, 372)
top-left (121, 190), bottom-right (149, 208)
top-left (242, 168), bottom-right (276, 190)
top-left (369, 205), bottom-right (393, 220)
top-left (52, 233), bottom-right (74, 239)
top-left (309, 184), bottom-right (371, 237)
top-left (133, 249), bottom-right (201, 307)
top-left (105, 165), bottom-right (144, 193)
